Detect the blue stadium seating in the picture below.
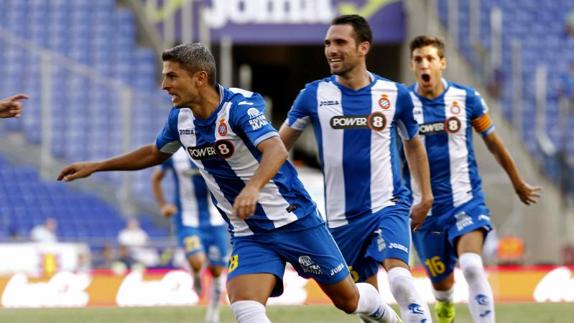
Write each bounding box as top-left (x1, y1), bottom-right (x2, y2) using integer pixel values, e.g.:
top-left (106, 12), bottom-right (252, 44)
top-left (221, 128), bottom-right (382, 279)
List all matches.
top-left (436, 0), bottom-right (574, 190)
top-left (0, 156), bottom-right (168, 245)
top-left (0, 0), bottom-right (172, 247)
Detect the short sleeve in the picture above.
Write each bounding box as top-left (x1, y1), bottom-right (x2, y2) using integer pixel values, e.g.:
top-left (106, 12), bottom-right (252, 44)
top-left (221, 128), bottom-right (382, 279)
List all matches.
top-left (230, 94), bottom-right (278, 147)
top-left (395, 85), bottom-right (419, 140)
top-left (155, 108), bottom-right (181, 154)
top-left (285, 88), bottom-right (314, 131)
top-left (470, 90), bottom-right (495, 136)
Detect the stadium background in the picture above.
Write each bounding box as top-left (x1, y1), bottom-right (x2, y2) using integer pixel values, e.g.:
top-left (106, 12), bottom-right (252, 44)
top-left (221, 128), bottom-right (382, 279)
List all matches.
top-left (0, 0), bottom-right (573, 318)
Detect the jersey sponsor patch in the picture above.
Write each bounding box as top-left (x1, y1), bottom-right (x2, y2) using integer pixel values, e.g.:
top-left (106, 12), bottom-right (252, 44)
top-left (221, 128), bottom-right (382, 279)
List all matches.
top-left (298, 255), bottom-right (323, 275)
top-left (246, 107), bottom-right (269, 130)
top-left (418, 117), bottom-right (462, 135)
top-left (330, 112), bottom-right (387, 131)
top-left (187, 140), bottom-right (235, 160)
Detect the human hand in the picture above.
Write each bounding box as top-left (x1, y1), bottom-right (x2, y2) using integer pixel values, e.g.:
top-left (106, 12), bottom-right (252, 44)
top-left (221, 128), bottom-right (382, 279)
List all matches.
top-left (160, 204), bottom-right (177, 218)
top-left (0, 94), bottom-right (28, 118)
top-left (57, 162), bottom-right (100, 182)
top-left (232, 185), bottom-right (259, 220)
top-left (515, 182), bottom-right (542, 205)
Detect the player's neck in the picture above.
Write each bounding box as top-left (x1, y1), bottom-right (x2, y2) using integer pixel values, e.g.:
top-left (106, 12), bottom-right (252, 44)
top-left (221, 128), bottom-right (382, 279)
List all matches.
top-left (335, 67), bottom-right (371, 90)
top-left (190, 86), bottom-right (221, 119)
top-left (418, 81), bottom-right (445, 100)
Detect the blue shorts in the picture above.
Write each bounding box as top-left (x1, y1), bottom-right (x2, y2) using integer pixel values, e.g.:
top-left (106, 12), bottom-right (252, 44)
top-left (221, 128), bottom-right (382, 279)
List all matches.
top-left (227, 220), bottom-right (349, 297)
top-left (412, 198), bottom-right (492, 283)
top-left (177, 225), bottom-right (229, 267)
top-left (330, 202), bottom-right (412, 283)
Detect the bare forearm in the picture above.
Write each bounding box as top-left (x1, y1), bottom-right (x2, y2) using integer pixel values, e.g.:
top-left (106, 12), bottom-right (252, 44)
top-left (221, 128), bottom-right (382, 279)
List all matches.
top-left (151, 171), bottom-right (167, 206)
top-left (279, 123), bottom-right (302, 151)
top-left (484, 134), bottom-right (522, 188)
top-left (98, 145), bottom-right (169, 172)
top-left (404, 138), bottom-right (433, 202)
top-left (248, 137), bottom-right (288, 190)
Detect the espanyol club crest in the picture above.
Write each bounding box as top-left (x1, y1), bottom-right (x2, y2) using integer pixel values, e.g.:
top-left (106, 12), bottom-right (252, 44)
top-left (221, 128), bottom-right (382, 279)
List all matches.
top-left (450, 101), bottom-right (461, 115)
top-left (218, 119), bottom-right (228, 136)
top-left (378, 94), bottom-right (391, 110)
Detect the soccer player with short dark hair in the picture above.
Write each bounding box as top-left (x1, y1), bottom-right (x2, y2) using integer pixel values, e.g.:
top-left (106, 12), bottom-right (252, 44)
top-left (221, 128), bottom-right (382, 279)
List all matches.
top-left (59, 42), bottom-right (401, 323)
top-left (280, 14), bottom-right (433, 323)
top-left (406, 35), bottom-right (541, 323)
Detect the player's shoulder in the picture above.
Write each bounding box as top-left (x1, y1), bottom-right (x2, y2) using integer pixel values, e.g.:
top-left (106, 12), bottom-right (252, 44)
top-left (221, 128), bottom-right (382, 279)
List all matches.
top-left (226, 87), bottom-right (265, 107)
top-left (302, 76), bottom-right (334, 91)
top-left (448, 80), bottom-right (480, 97)
top-left (372, 74), bottom-right (409, 92)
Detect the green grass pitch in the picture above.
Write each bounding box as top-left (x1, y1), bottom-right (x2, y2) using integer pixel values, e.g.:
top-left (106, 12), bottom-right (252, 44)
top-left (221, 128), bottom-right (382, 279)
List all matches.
top-left (0, 303), bottom-right (571, 323)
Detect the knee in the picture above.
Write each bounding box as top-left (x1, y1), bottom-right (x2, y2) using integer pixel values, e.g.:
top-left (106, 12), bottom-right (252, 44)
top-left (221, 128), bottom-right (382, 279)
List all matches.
top-left (332, 292), bottom-right (359, 314)
top-left (209, 265), bottom-right (224, 277)
top-left (461, 263), bottom-right (483, 282)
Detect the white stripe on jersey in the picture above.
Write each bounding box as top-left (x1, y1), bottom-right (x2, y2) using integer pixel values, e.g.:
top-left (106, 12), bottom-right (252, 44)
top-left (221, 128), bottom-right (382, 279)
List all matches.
top-left (370, 80), bottom-right (398, 213)
top-left (177, 108), bottom-right (252, 235)
top-left (172, 149), bottom-right (225, 227)
top-left (408, 92), bottom-right (425, 210)
top-left (172, 149), bottom-right (200, 227)
top-left (316, 81), bottom-right (347, 228)
top-left (214, 104), bottom-right (298, 230)
top-left (445, 87), bottom-right (473, 207)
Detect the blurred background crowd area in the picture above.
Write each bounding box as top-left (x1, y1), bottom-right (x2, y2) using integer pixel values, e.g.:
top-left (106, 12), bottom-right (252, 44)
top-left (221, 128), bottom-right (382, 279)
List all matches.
top-left (0, 0), bottom-right (573, 272)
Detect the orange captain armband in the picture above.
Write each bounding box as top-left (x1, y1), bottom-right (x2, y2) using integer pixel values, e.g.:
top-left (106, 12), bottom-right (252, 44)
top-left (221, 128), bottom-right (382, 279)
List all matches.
top-left (471, 113), bottom-right (494, 135)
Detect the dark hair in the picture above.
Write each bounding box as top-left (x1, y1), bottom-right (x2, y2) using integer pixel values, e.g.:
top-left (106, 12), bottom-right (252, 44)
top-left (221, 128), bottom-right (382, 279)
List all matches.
top-left (409, 35), bottom-right (445, 58)
top-left (331, 14), bottom-right (372, 44)
top-left (162, 43), bottom-right (217, 86)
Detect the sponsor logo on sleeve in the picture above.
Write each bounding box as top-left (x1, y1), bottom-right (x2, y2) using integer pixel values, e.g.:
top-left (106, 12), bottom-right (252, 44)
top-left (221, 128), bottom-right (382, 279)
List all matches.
top-left (246, 107), bottom-right (269, 130)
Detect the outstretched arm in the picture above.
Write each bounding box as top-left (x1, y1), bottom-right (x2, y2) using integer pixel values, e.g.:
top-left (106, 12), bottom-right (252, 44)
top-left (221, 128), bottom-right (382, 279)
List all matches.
top-left (58, 144), bottom-right (172, 182)
top-left (233, 136), bottom-right (288, 219)
top-left (151, 169), bottom-right (177, 217)
top-left (482, 132), bottom-right (541, 205)
top-left (403, 136), bottom-right (433, 230)
top-left (0, 94), bottom-right (28, 118)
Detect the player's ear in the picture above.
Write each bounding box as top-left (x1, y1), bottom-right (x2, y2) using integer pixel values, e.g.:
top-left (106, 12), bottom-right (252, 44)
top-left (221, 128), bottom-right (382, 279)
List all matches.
top-left (196, 71), bottom-right (208, 86)
top-left (359, 41), bottom-right (370, 56)
top-left (440, 57), bottom-right (447, 71)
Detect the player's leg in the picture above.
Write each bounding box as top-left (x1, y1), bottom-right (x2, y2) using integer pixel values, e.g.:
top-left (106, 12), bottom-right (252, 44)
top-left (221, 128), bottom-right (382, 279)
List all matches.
top-left (319, 275), bottom-right (401, 323)
top-left (412, 217), bottom-right (456, 323)
top-left (226, 236), bottom-right (286, 323)
top-left (377, 205), bottom-right (432, 323)
top-left (451, 202), bottom-right (495, 323)
top-left (457, 230), bottom-right (495, 323)
top-left (431, 275), bottom-right (455, 323)
top-left (227, 273), bottom-right (276, 323)
top-left (329, 215), bottom-right (401, 322)
top-left (179, 229), bottom-right (207, 295)
top-left (282, 223), bottom-right (399, 322)
top-left (382, 259), bottom-right (431, 323)
top-left (204, 226), bottom-right (229, 323)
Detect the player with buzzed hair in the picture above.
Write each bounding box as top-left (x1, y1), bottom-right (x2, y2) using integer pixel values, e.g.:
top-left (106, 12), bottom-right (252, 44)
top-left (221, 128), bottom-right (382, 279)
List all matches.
top-left (59, 42), bottom-right (401, 323)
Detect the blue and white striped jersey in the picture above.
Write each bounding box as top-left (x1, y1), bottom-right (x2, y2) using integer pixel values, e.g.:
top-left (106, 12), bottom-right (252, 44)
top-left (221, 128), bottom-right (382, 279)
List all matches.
top-left (285, 74), bottom-right (419, 228)
top-left (156, 85), bottom-right (320, 237)
top-left (161, 147), bottom-right (225, 229)
top-left (407, 79), bottom-right (495, 216)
